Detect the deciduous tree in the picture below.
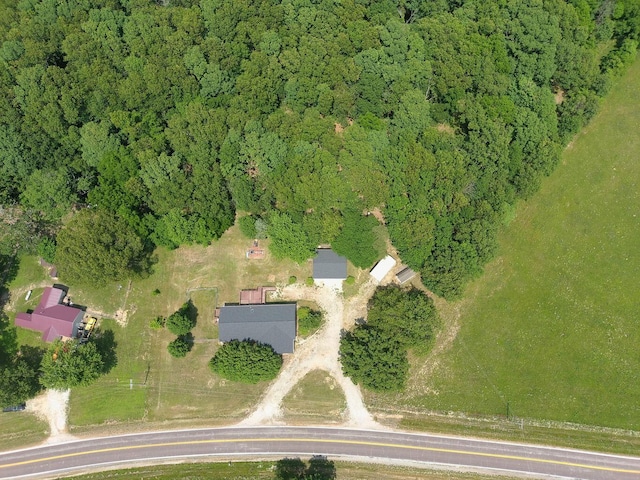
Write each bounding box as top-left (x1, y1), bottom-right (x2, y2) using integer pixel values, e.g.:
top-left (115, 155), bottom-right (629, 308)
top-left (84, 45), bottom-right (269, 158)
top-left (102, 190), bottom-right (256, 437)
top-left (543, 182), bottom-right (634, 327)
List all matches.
top-left (167, 335), bottom-right (192, 358)
top-left (40, 339), bottom-right (105, 390)
top-left (209, 340), bottom-right (282, 384)
top-left (55, 209), bottom-right (148, 285)
top-left (339, 325), bottom-right (408, 392)
top-left (367, 286), bottom-right (438, 351)
top-left (166, 303), bottom-right (196, 336)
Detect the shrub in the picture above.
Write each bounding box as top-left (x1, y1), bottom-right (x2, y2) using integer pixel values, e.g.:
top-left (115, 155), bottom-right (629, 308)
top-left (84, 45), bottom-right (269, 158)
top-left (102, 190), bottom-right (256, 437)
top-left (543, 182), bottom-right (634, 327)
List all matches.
top-left (288, 275), bottom-right (297, 284)
top-left (238, 215), bottom-right (257, 238)
top-left (166, 302), bottom-right (196, 336)
top-left (297, 307), bottom-right (323, 337)
top-left (209, 340), bottom-right (282, 383)
top-left (37, 237), bottom-right (56, 263)
top-left (167, 335), bottom-right (191, 358)
top-left (152, 288), bottom-right (161, 296)
top-left (149, 316), bottom-right (165, 329)
top-left (305, 276), bottom-right (315, 286)
top-left (344, 275), bottom-right (355, 285)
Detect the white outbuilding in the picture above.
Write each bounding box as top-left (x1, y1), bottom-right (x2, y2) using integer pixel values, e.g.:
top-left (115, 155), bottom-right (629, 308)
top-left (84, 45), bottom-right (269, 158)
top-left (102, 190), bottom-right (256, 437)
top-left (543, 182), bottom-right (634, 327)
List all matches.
top-left (370, 255), bottom-right (396, 283)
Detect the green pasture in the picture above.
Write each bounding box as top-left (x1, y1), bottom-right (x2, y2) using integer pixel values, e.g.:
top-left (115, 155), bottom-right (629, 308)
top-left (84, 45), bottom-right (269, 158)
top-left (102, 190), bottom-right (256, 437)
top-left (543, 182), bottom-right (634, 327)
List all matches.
top-left (366, 59), bottom-right (640, 432)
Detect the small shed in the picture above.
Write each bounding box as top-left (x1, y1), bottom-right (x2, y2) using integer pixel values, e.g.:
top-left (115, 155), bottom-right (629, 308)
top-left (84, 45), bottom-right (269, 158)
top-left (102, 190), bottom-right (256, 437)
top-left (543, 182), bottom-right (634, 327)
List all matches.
top-left (312, 249), bottom-right (347, 290)
top-left (370, 255), bottom-right (396, 283)
top-left (396, 266), bottom-right (417, 284)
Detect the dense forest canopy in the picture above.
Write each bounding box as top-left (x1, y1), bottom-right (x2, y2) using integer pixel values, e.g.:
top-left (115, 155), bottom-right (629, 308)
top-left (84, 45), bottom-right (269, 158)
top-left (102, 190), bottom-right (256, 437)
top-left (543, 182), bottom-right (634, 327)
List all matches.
top-left (0, 0), bottom-right (638, 297)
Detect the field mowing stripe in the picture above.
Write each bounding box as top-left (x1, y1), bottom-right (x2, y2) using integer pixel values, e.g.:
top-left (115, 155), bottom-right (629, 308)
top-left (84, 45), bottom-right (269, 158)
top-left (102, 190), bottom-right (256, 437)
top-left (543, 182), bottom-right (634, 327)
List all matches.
top-left (1, 437), bottom-right (639, 474)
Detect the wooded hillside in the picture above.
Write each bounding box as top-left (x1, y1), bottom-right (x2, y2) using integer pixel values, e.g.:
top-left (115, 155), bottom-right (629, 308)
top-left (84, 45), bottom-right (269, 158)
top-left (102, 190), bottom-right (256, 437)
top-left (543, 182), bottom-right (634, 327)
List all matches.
top-left (1, 0), bottom-right (638, 297)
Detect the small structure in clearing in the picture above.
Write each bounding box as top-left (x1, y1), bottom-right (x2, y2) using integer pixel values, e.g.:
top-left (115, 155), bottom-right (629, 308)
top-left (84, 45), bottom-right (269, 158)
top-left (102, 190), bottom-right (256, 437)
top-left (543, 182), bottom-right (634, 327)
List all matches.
top-left (370, 255), bottom-right (396, 283)
top-left (396, 266), bottom-right (417, 284)
top-left (240, 286), bottom-right (276, 305)
top-left (15, 286), bottom-right (84, 342)
top-left (246, 239), bottom-right (265, 259)
top-left (312, 248), bottom-right (347, 290)
top-left (218, 303), bottom-right (297, 354)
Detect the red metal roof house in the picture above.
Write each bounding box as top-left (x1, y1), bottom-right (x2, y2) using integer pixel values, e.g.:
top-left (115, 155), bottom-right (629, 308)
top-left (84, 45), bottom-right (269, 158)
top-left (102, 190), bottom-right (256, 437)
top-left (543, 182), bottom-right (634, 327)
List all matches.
top-left (15, 287), bottom-right (84, 342)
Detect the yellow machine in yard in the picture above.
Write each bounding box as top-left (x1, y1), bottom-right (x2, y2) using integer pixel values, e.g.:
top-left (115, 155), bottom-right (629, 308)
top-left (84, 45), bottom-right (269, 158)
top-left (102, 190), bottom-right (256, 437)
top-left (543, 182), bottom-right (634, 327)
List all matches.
top-left (78, 316), bottom-right (98, 341)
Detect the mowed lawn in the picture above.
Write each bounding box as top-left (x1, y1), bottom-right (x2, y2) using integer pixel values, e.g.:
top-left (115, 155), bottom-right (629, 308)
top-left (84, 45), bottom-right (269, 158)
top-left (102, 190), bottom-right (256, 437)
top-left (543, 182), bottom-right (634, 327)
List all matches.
top-left (372, 60), bottom-right (640, 430)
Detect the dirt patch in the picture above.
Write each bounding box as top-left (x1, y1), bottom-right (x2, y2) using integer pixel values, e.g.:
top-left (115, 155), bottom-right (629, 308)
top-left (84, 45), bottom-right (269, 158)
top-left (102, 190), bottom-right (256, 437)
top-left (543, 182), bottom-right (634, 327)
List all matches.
top-left (554, 88), bottom-right (565, 105)
top-left (368, 207), bottom-right (386, 225)
top-left (26, 389), bottom-right (76, 444)
top-left (334, 122), bottom-right (344, 134)
top-left (84, 306), bottom-right (130, 328)
top-left (436, 123), bottom-right (455, 135)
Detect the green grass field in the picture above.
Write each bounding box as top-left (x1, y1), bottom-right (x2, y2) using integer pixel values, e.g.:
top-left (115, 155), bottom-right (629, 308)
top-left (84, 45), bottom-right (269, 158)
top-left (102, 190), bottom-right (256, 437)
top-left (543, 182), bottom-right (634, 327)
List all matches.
top-left (366, 59), bottom-right (640, 433)
top-left (0, 412), bottom-right (48, 450)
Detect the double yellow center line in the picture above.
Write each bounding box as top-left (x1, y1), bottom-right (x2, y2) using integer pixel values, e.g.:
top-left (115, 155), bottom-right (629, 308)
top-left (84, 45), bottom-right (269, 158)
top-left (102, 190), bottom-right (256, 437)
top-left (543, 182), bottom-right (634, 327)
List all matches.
top-left (1, 437), bottom-right (639, 475)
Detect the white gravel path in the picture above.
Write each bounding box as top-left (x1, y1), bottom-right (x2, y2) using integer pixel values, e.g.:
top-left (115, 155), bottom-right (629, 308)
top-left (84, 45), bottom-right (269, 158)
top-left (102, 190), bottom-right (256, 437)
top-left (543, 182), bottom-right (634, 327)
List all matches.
top-left (240, 281), bottom-right (385, 430)
top-left (26, 389), bottom-right (76, 444)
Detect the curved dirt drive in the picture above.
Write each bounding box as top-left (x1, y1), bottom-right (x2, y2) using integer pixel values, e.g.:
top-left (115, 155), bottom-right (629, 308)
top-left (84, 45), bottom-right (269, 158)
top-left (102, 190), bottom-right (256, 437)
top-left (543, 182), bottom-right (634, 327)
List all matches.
top-left (241, 281), bottom-right (383, 429)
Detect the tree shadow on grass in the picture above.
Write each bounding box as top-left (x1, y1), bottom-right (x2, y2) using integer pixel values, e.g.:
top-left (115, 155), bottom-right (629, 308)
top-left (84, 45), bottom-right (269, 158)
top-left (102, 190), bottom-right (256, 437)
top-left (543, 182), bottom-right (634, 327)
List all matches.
top-left (92, 328), bottom-right (117, 374)
top-left (0, 254), bottom-right (19, 308)
top-left (19, 344), bottom-right (45, 369)
top-left (184, 299), bottom-right (198, 327)
top-left (274, 456), bottom-right (336, 480)
top-left (17, 344), bottom-right (46, 399)
top-left (274, 458), bottom-right (306, 480)
top-left (182, 332), bottom-right (194, 352)
top-left (0, 312), bottom-right (18, 366)
top-left (307, 456), bottom-right (337, 479)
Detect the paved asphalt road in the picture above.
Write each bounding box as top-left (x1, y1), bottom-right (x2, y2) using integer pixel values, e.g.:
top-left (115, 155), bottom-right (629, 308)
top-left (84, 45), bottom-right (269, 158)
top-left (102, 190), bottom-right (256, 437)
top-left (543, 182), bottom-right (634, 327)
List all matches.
top-left (0, 427), bottom-right (639, 479)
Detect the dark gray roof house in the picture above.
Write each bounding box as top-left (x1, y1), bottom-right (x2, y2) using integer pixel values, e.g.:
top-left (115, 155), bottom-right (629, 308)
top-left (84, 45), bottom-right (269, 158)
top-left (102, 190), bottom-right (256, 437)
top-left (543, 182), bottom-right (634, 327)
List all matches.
top-left (313, 249), bottom-right (347, 280)
top-left (218, 303), bottom-right (297, 354)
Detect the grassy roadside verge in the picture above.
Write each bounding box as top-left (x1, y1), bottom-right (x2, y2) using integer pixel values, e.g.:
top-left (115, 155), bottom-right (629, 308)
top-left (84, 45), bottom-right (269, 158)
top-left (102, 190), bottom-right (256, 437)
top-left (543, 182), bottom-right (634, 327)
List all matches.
top-left (392, 412), bottom-right (640, 456)
top-left (59, 460), bottom-right (522, 480)
top-left (0, 413), bottom-right (48, 450)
